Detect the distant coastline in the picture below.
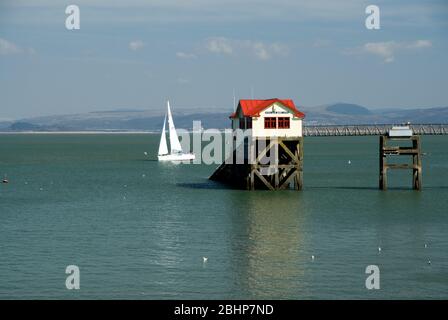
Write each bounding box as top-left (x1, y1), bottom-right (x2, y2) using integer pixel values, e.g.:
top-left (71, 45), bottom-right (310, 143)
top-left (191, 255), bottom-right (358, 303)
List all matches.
top-left (1, 103), bottom-right (447, 133)
top-left (0, 131), bottom-right (159, 134)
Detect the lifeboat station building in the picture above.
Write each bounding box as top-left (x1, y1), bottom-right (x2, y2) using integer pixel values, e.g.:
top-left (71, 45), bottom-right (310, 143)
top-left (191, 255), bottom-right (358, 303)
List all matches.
top-left (211, 98), bottom-right (305, 190)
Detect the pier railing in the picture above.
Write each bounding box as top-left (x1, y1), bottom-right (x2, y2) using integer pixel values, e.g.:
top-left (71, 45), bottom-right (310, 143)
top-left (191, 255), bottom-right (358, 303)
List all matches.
top-left (303, 124), bottom-right (448, 136)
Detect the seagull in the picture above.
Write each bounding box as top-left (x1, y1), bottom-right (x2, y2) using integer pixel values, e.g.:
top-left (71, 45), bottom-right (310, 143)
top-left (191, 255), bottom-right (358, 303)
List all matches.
top-left (311, 255), bottom-right (315, 261)
top-left (203, 257), bottom-right (208, 263)
top-left (424, 244), bottom-right (428, 248)
top-left (428, 260), bottom-right (431, 265)
top-left (378, 247), bottom-right (382, 253)
top-left (348, 160), bottom-right (351, 165)
top-left (143, 152), bottom-right (148, 156)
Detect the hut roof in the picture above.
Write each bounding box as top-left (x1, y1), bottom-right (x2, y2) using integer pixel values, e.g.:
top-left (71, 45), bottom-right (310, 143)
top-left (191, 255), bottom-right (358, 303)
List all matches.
top-left (230, 98), bottom-right (305, 119)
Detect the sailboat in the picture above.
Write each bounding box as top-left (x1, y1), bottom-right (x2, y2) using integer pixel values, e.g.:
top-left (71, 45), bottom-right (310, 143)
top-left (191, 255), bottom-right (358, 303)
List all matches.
top-left (158, 101), bottom-right (195, 162)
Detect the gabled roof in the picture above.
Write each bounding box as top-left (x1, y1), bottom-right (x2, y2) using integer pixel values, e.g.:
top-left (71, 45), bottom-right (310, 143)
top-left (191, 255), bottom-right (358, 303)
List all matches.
top-left (230, 98), bottom-right (305, 119)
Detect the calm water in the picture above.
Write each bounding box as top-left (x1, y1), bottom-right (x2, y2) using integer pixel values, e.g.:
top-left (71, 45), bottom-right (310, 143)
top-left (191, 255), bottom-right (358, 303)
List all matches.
top-left (0, 134), bottom-right (447, 299)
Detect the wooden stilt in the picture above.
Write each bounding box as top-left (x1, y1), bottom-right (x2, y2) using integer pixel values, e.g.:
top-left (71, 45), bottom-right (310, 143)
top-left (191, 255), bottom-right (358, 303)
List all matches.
top-left (211, 136), bottom-right (303, 191)
top-left (379, 135), bottom-right (386, 190)
top-left (412, 136), bottom-right (422, 190)
top-left (379, 134), bottom-right (422, 191)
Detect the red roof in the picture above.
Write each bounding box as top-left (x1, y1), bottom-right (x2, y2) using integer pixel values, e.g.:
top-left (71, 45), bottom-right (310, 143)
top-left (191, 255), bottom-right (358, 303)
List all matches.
top-left (230, 98), bottom-right (305, 119)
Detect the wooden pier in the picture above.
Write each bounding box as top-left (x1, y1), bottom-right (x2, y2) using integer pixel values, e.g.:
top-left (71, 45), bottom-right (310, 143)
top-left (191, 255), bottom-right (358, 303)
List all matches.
top-left (210, 137), bottom-right (304, 191)
top-left (379, 135), bottom-right (422, 190)
top-left (304, 124), bottom-right (448, 136)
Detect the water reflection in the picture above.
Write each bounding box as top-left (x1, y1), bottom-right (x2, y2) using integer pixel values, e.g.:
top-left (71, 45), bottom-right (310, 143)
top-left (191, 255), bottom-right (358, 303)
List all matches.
top-left (231, 192), bottom-right (310, 299)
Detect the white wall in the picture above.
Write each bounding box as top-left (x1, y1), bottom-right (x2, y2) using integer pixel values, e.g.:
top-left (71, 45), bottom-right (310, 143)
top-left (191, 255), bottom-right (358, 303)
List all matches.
top-left (231, 102), bottom-right (303, 137)
top-left (252, 102), bottom-right (302, 137)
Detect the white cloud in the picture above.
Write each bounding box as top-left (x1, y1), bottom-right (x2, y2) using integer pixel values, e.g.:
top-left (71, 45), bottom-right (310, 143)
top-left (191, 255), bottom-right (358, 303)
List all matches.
top-left (347, 40), bottom-right (432, 63)
top-left (204, 37), bottom-right (288, 60)
top-left (407, 40), bottom-right (432, 49)
top-left (205, 37), bottom-right (233, 55)
top-left (363, 42), bottom-right (397, 63)
top-left (243, 41), bottom-right (288, 60)
top-left (0, 38), bottom-right (23, 55)
top-left (129, 40), bottom-right (145, 51)
top-left (176, 52), bottom-right (197, 59)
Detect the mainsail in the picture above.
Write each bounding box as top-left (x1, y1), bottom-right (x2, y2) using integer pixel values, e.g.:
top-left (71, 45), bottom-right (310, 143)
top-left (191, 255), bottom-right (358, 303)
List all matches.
top-left (167, 101), bottom-right (183, 153)
top-left (158, 114), bottom-right (168, 155)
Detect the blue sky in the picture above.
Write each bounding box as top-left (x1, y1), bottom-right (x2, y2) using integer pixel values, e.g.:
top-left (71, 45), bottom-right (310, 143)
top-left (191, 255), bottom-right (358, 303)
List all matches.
top-left (0, 0), bottom-right (447, 119)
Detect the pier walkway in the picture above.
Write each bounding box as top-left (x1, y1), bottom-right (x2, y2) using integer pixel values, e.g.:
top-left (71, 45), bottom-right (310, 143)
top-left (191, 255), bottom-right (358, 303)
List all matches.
top-left (303, 124), bottom-right (448, 136)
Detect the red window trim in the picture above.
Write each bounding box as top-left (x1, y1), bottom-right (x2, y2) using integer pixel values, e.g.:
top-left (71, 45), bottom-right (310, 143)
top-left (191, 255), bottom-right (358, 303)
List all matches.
top-left (264, 117), bottom-right (277, 129)
top-left (278, 117), bottom-right (290, 129)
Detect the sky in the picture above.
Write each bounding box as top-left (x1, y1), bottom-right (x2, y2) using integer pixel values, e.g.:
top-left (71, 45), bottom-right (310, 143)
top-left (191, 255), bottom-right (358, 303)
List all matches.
top-left (0, 0), bottom-right (447, 119)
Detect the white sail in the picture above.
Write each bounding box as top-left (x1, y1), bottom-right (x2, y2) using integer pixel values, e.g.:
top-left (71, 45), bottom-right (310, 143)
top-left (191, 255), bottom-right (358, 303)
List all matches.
top-left (158, 114), bottom-right (168, 155)
top-left (167, 101), bottom-right (183, 153)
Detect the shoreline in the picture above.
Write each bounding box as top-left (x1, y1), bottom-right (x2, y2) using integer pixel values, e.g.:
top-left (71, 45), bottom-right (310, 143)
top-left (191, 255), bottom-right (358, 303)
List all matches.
top-left (0, 130), bottom-right (219, 134)
top-left (0, 131), bottom-right (160, 134)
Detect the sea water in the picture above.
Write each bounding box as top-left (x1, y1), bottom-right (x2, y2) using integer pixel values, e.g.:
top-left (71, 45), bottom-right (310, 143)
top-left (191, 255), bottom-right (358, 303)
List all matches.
top-left (0, 134), bottom-right (447, 299)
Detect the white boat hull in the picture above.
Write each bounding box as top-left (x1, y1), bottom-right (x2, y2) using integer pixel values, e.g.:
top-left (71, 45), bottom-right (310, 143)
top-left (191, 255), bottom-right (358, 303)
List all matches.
top-left (158, 153), bottom-right (195, 161)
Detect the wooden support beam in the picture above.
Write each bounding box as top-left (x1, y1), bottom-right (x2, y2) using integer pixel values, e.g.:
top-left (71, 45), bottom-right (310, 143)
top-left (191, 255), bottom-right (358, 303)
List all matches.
top-left (379, 134), bottom-right (422, 191)
top-left (278, 140), bottom-right (298, 162)
top-left (386, 164), bottom-right (419, 169)
top-left (253, 164), bottom-right (299, 169)
top-left (296, 139), bottom-right (303, 190)
top-left (253, 169), bottom-right (275, 191)
top-left (250, 167), bottom-right (255, 191)
top-left (412, 136), bottom-right (422, 190)
top-left (255, 139), bottom-right (276, 163)
top-left (210, 136), bottom-right (303, 191)
top-left (295, 170), bottom-right (303, 190)
top-left (379, 135), bottom-right (387, 190)
top-left (279, 169), bottom-right (298, 189)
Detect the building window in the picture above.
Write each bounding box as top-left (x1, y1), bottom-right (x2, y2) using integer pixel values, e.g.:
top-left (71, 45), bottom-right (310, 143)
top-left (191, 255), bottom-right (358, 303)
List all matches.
top-left (239, 117), bottom-right (253, 129)
top-left (247, 118), bottom-right (252, 129)
top-left (264, 117), bottom-right (277, 129)
top-left (239, 118), bottom-right (245, 129)
top-left (278, 117), bottom-right (290, 129)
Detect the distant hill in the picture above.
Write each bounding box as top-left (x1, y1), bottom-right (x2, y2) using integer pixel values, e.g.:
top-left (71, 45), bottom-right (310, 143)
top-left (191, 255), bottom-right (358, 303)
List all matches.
top-left (9, 122), bottom-right (42, 131)
top-left (373, 106), bottom-right (448, 124)
top-left (0, 121), bottom-right (13, 130)
top-left (6, 109), bottom-right (231, 131)
top-left (301, 104), bottom-right (448, 125)
top-left (326, 103), bottom-right (371, 115)
top-left (2, 104), bottom-right (447, 131)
